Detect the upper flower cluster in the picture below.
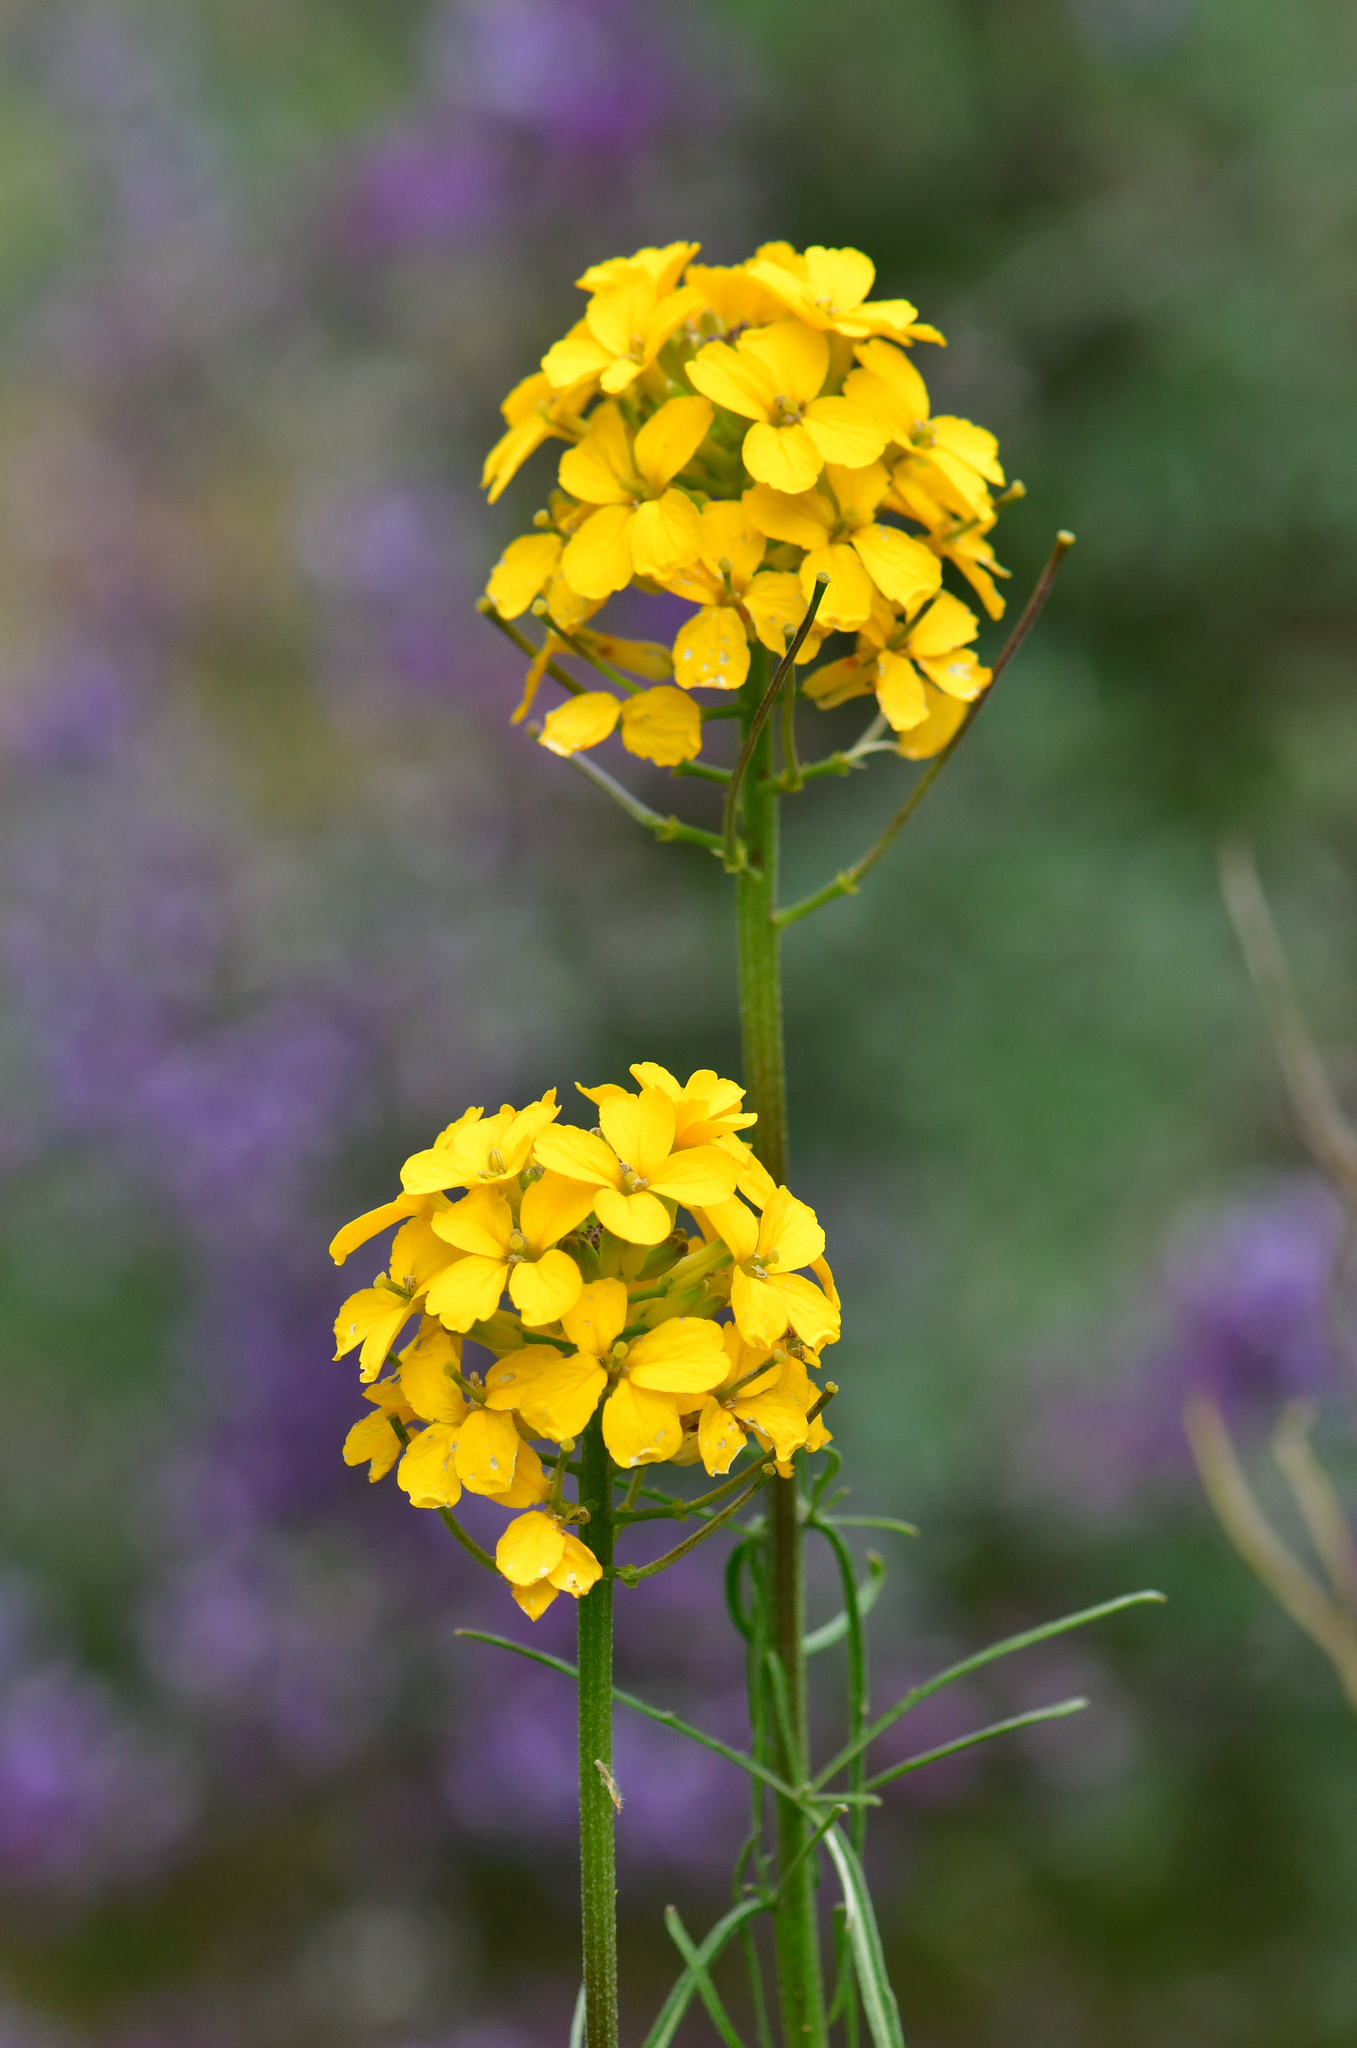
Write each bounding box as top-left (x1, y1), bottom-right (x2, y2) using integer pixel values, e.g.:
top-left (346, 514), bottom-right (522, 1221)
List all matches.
top-left (482, 240), bottom-right (1014, 769)
top-left (333, 1064), bottom-right (838, 1618)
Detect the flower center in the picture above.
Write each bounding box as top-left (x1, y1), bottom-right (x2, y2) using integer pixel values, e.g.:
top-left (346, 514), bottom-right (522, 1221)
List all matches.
top-left (772, 393), bottom-right (804, 426)
top-left (507, 1229), bottom-right (529, 1265)
top-left (617, 1159), bottom-right (649, 1194)
top-left (480, 1146), bottom-right (508, 1178)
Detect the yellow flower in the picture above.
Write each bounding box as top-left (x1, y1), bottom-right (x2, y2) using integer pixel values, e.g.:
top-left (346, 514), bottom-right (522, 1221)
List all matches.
top-left (745, 243), bottom-right (944, 346)
top-left (395, 1321), bottom-right (549, 1510)
top-left (482, 1278), bottom-right (729, 1469)
top-left (496, 1511), bottom-right (603, 1621)
top-left (658, 504), bottom-right (833, 693)
top-left (557, 398), bottom-right (712, 600)
top-left (329, 1192), bottom-right (425, 1265)
top-left (534, 1087), bottom-right (738, 1245)
top-left (425, 1170), bottom-right (598, 1330)
top-left (542, 274), bottom-right (704, 396)
top-left (705, 1186), bottom-right (841, 1351)
top-left (483, 533), bottom-right (598, 647)
top-left (538, 685), bottom-right (701, 767)
top-left (580, 1063), bottom-right (775, 1209)
top-left (333, 1209), bottom-right (457, 1382)
top-left (400, 1094), bottom-right (560, 1198)
top-left (843, 340), bottom-right (1004, 523)
top-left (694, 1328), bottom-right (826, 1477)
top-left (744, 463), bottom-right (941, 631)
top-left (575, 241), bottom-right (700, 296)
top-left (889, 478), bottom-right (1010, 620)
top-left (687, 321), bottom-right (887, 494)
top-left (805, 590), bottom-right (989, 737)
top-left (481, 368), bottom-right (594, 504)
top-left (343, 1376), bottom-right (417, 1482)
top-left (685, 262), bottom-right (787, 333)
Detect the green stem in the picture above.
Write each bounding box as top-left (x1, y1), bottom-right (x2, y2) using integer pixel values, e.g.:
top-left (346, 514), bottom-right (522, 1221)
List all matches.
top-left (578, 1413), bottom-right (618, 2048)
top-left (735, 649), bottom-right (827, 2048)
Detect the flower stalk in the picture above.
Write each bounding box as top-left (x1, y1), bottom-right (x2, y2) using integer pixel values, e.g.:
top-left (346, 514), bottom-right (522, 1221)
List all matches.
top-left (577, 1411), bottom-right (619, 2048)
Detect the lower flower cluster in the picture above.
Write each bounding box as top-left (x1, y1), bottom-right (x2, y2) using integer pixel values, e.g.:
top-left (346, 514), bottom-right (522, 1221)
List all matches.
top-left (333, 1064), bottom-right (838, 1617)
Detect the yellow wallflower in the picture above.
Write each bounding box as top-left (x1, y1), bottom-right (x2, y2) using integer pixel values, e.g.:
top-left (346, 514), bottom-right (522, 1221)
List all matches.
top-left (694, 1328), bottom-right (828, 1478)
top-left (890, 478), bottom-right (1010, 620)
top-left (705, 1186), bottom-right (841, 1351)
top-left (538, 684), bottom-right (701, 767)
top-left (580, 1063), bottom-right (775, 1209)
top-left (425, 1171), bottom-right (598, 1330)
top-left (688, 321), bottom-right (887, 494)
top-left (745, 243), bottom-right (944, 346)
top-left (542, 274), bottom-right (704, 397)
top-left (333, 1210), bottom-right (457, 1382)
top-left (557, 398), bottom-right (711, 600)
top-left (534, 1086), bottom-right (738, 1244)
top-left (401, 1094), bottom-right (560, 1197)
top-left (685, 262), bottom-right (787, 333)
top-left (343, 1377), bottom-right (417, 1482)
top-left (574, 240), bottom-right (700, 296)
top-left (657, 503), bottom-right (831, 693)
top-left (482, 368), bottom-right (594, 504)
top-left (843, 340), bottom-right (1005, 524)
top-left (804, 589), bottom-right (989, 735)
top-left (393, 1319), bottom-right (549, 1510)
top-left (496, 1511), bottom-right (603, 1622)
top-left (745, 464), bottom-right (941, 630)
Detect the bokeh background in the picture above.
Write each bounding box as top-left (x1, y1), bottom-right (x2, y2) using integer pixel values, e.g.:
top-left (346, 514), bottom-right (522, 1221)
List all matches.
top-left (2, 1), bottom-right (1357, 2043)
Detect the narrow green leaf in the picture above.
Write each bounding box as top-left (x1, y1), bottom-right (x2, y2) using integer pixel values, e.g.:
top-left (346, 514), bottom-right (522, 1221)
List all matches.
top-left (568, 1984), bottom-right (586, 2048)
top-left (804, 1552), bottom-right (886, 1656)
top-left (824, 1826), bottom-right (906, 2048)
top-left (824, 1517), bottom-right (919, 1538)
top-left (641, 1898), bottom-right (766, 2048)
top-left (863, 1696), bottom-right (1089, 1791)
top-left (664, 1906), bottom-right (750, 2048)
top-left (812, 1589), bottom-right (1165, 1790)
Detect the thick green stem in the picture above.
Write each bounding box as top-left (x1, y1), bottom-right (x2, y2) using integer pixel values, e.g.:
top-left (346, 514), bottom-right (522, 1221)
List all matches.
top-left (578, 1414), bottom-right (618, 2048)
top-left (736, 653), bottom-right (826, 2048)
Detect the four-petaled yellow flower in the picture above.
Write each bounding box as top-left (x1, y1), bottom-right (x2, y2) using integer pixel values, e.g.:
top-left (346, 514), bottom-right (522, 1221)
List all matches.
top-left (542, 273), bottom-right (704, 398)
top-left (496, 1510), bottom-right (603, 1621)
top-left (745, 243), bottom-right (944, 346)
top-left (537, 683), bottom-right (701, 767)
top-left (658, 502), bottom-right (827, 693)
top-left (482, 368), bottom-right (594, 505)
top-left (707, 1186), bottom-right (841, 1351)
top-left (581, 1062), bottom-right (775, 1208)
top-left (843, 341), bottom-right (1004, 523)
top-left (688, 321), bottom-right (887, 495)
top-left (694, 1327), bottom-right (832, 1478)
top-left (745, 464), bottom-right (941, 632)
top-left (558, 398), bottom-right (713, 601)
top-left (426, 1170), bottom-right (597, 1329)
top-left (535, 1087), bottom-right (738, 1244)
top-left (400, 1094), bottom-right (560, 1196)
top-left (804, 588), bottom-right (990, 740)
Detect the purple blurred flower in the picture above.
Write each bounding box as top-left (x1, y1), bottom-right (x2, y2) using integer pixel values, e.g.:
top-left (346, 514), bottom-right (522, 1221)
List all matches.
top-left (1025, 1179), bottom-right (1346, 1513)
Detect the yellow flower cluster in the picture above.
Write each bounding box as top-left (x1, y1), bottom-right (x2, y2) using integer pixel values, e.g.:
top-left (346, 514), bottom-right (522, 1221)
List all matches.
top-left (483, 241), bottom-right (1014, 768)
top-left (333, 1065), bottom-right (839, 1620)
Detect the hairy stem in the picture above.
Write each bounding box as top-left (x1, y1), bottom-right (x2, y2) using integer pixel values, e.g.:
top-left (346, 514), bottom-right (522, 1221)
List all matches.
top-left (577, 1413), bottom-right (618, 2048)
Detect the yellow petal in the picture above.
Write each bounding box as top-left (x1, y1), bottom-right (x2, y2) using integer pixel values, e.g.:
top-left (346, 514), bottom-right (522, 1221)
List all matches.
top-left (398, 1323), bottom-right (467, 1424)
top-left (687, 339), bottom-right (774, 423)
top-left (803, 245), bottom-right (875, 315)
top-left (593, 1186), bottom-right (673, 1245)
top-left (571, 629), bottom-right (674, 681)
top-left (733, 1390), bottom-right (807, 1464)
top-left (849, 339), bottom-right (930, 422)
top-left (509, 1247), bottom-right (584, 1327)
top-left (906, 591), bottom-right (980, 658)
top-left (424, 1254), bottom-right (507, 1332)
top-left (743, 482), bottom-right (833, 552)
top-left (433, 1187), bottom-right (513, 1260)
top-left (931, 415), bottom-right (1004, 486)
top-left (453, 1406), bottom-right (520, 1495)
top-left (389, 1215), bottom-right (456, 1295)
top-left (539, 692), bottom-right (621, 757)
top-left (896, 685), bottom-right (969, 761)
top-left (557, 402), bottom-right (632, 503)
top-left (333, 1287), bottom-right (416, 1382)
top-left (850, 524), bottom-right (942, 613)
top-left (520, 1169), bottom-right (599, 1255)
top-left (800, 544), bottom-right (873, 631)
top-left (771, 1272), bottom-right (841, 1349)
top-left (802, 652), bottom-right (876, 711)
top-left (742, 420), bottom-right (822, 494)
top-left (916, 650), bottom-right (990, 702)
top-left (646, 1143), bottom-right (739, 1207)
top-left (875, 650), bottom-right (928, 731)
top-left (626, 1318), bottom-right (730, 1393)
top-left (343, 1409), bottom-right (404, 1482)
top-left (577, 241), bottom-right (699, 295)
top-left (398, 1422), bottom-right (462, 1508)
top-left (620, 685), bottom-right (702, 767)
top-left (548, 1532), bottom-right (603, 1597)
top-left (541, 329), bottom-right (612, 390)
top-left (760, 1186), bottom-right (825, 1270)
top-left (602, 1380), bottom-right (682, 1467)
top-left (329, 1194), bottom-right (423, 1265)
top-left (481, 1345), bottom-right (556, 1410)
top-left (561, 504), bottom-right (635, 601)
top-left (633, 395), bottom-right (713, 491)
top-left (697, 1398), bottom-right (747, 1476)
top-left (740, 321), bottom-right (829, 406)
top-left (516, 1352), bottom-right (608, 1440)
top-left (561, 1278), bottom-right (629, 1356)
top-left (599, 1088), bottom-right (675, 1181)
top-left (718, 1137), bottom-right (777, 1209)
top-left (706, 1193), bottom-right (760, 1264)
top-left (698, 499), bottom-right (765, 586)
top-left (486, 534), bottom-right (564, 619)
top-left (630, 491), bottom-right (703, 582)
top-left (804, 398), bottom-right (889, 469)
top-left (730, 1269), bottom-right (791, 1349)
top-left (672, 607), bottom-right (750, 693)
top-left (496, 1511), bottom-right (567, 1585)
top-left (492, 1439), bottom-right (551, 1508)
top-left (744, 571), bottom-right (826, 659)
top-left (534, 1123), bottom-right (619, 1187)
top-left (512, 1578), bottom-right (560, 1620)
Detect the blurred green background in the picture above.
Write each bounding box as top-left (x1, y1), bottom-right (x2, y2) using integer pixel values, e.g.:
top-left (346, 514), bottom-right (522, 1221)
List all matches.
top-left (2, 1), bottom-right (1356, 2043)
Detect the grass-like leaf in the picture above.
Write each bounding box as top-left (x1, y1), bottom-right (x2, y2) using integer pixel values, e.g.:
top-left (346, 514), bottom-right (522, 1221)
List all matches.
top-left (823, 1826), bottom-right (906, 2048)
